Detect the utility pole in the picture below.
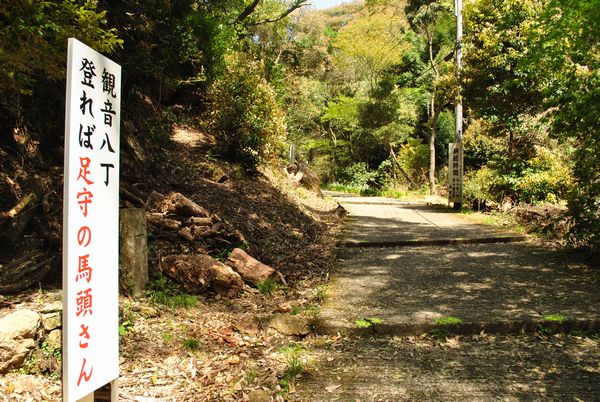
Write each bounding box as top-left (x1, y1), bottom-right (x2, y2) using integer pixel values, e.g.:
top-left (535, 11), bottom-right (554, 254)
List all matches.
top-left (449, 0), bottom-right (464, 209)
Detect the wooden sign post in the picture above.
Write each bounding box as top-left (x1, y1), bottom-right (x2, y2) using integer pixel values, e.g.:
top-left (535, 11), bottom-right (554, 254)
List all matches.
top-left (62, 38), bottom-right (121, 402)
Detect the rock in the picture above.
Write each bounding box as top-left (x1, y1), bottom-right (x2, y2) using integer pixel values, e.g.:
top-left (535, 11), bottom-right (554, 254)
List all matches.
top-left (275, 301), bottom-right (293, 314)
top-left (46, 329), bottom-right (62, 351)
top-left (0, 338), bottom-right (36, 374)
top-left (42, 313), bottom-right (61, 331)
top-left (248, 389), bottom-right (272, 402)
top-left (120, 208), bottom-right (149, 298)
top-left (162, 254), bottom-right (244, 295)
top-left (0, 309), bottom-right (41, 373)
top-left (0, 309), bottom-right (40, 339)
top-left (40, 301), bottom-right (62, 314)
top-left (269, 314), bottom-right (312, 336)
top-left (286, 163), bottom-right (323, 196)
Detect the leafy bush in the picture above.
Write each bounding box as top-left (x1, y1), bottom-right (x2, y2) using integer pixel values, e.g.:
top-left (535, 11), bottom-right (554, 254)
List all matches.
top-left (515, 147), bottom-right (573, 204)
top-left (208, 52), bottom-right (286, 172)
top-left (463, 166), bottom-right (498, 204)
top-left (336, 162), bottom-right (378, 190)
top-left (464, 146), bottom-right (573, 206)
top-left (397, 138), bottom-right (429, 185)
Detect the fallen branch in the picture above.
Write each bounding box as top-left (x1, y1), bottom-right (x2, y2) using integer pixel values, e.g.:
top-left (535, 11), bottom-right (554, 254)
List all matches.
top-left (227, 248), bottom-right (286, 287)
top-left (0, 193), bottom-right (37, 222)
top-left (146, 213), bottom-right (182, 231)
top-left (0, 252), bottom-right (56, 294)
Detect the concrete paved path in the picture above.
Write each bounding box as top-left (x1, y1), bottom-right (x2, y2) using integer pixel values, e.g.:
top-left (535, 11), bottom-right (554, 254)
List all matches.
top-left (331, 193), bottom-right (526, 246)
top-left (319, 194), bottom-right (600, 334)
top-left (294, 194), bottom-right (600, 401)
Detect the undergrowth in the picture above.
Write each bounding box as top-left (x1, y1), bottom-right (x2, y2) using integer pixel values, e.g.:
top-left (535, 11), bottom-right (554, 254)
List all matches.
top-left (146, 275), bottom-right (198, 309)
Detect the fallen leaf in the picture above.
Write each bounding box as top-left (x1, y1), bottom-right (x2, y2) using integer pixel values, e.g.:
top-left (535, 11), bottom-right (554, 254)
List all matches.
top-left (325, 384), bottom-right (341, 392)
top-left (227, 355), bottom-right (241, 365)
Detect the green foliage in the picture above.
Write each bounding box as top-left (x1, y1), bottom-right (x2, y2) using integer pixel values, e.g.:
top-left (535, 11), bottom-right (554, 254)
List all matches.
top-left (543, 314), bottom-right (567, 323)
top-left (119, 302), bottom-right (137, 337)
top-left (283, 355), bottom-right (304, 379)
top-left (463, 114), bottom-right (574, 206)
top-left (257, 277), bottom-right (278, 296)
top-left (208, 52), bottom-right (286, 172)
top-left (20, 340), bottom-right (62, 378)
top-left (278, 342), bottom-right (305, 393)
top-left (332, 10), bottom-right (409, 87)
top-left (355, 317), bottom-right (383, 328)
top-left (290, 304), bottom-right (320, 316)
top-left (463, 0), bottom-right (545, 121)
top-left (536, 324), bottom-right (553, 336)
top-left (182, 337), bottom-right (200, 351)
top-left (429, 328), bottom-right (448, 339)
top-left (146, 275), bottom-right (198, 309)
top-left (355, 319), bottom-right (372, 328)
top-left (435, 316), bottom-right (463, 325)
top-left (322, 95), bottom-right (360, 133)
top-left (463, 166), bottom-right (498, 203)
top-left (461, 0), bottom-right (599, 247)
top-left (527, 0), bottom-right (600, 247)
top-left (336, 162), bottom-right (379, 191)
top-left (315, 284), bottom-right (329, 304)
top-left (397, 138), bottom-right (429, 184)
top-left (0, 0), bottom-right (122, 95)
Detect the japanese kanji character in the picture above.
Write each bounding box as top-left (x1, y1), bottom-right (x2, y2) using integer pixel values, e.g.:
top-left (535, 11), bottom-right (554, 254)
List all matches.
top-left (78, 124), bottom-right (95, 150)
top-left (100, 133), bottom-right (115, 153)
top-left (80, 59), bottom-right (96, 88)
top-left (77, 226), bottom-right (92, 247)
top-left (100, 99), bottom-right (116, 126)
top-left (76, 188), bottom-right (93, 217)
top-left (77, 358), bottom-right (93, 386)
top-left (76, 288), bottom-right (93, 317)
top-left (101, 68), bottom-right (117, 98)
top-left (100, 163), bottom-right (115, 186)
top-left (76, 254), bottom-right (92, 283)
top-left (80, 90), bottom-right (94, 117)
top-left (77, 157), bottom-right (94, 185)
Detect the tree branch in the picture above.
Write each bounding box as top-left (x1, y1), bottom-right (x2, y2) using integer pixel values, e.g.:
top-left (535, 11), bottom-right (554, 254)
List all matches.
top-left (247, 0), bottom-right (309, 26)
top-left (236, 0), bottom-right (262, 23)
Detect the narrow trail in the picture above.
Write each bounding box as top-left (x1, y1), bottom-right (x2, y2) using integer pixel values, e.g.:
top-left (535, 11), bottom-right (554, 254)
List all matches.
top-left (294, 194), bottom-right (600, 401)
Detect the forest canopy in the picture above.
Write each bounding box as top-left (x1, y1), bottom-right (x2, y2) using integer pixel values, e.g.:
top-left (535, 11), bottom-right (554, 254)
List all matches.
top-left (0, 0), bottom-right (598, 248)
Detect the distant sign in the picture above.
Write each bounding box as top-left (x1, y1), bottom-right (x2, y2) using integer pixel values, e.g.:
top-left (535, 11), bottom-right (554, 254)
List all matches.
top-left (62, 38), bottom-right (121, 401)
top-left (448, 142), bottom-right (463, 204)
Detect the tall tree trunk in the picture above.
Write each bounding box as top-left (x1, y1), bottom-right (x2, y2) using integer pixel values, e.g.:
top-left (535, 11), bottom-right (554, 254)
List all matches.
top-left (427, 30), bottom-right (440, 196)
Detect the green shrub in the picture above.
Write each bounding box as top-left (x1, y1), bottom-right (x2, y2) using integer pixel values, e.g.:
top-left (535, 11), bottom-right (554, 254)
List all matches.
top-left (397, 138), bottom-right (429, 185)
top-left (515, 147), bottom-right (573, 204)
top-left (146, 276), bottom-right (198, 309)
top-left (208, 52), bottom-right (286, 172)
top-left (336, 162), bottom-right (379, 190)
top-left (463, 166), bottom-right (498, 203)
top-left (257, 278), bottom-right (278, 296)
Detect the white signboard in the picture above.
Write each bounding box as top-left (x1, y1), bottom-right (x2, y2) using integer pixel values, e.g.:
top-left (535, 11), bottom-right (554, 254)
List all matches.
top-left (63, 38), bottom-right (121, 401)
top-left (448, 142), bottom-right (463, 204)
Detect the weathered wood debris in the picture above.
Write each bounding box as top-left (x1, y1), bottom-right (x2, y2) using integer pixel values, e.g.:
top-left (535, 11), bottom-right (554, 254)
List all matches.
top-left (142, 190), bottom-right (286, 295)
top-left (0, 170), bottom-right (285, 295)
